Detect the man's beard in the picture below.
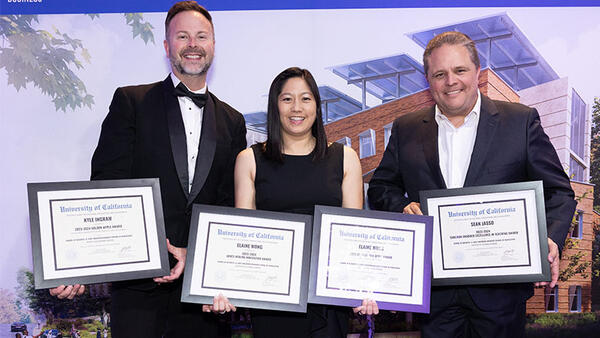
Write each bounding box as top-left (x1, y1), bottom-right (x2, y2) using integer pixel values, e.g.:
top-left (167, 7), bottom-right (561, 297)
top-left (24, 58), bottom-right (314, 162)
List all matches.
top-left (170, 47), bottom-right (212, 76)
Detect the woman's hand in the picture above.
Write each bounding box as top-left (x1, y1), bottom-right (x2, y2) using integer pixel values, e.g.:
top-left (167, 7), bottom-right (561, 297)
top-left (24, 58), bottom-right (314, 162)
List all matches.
top-left (202, 293), bottom-right (237, 314)
top-left (353, 298), bottom-right (379, 316)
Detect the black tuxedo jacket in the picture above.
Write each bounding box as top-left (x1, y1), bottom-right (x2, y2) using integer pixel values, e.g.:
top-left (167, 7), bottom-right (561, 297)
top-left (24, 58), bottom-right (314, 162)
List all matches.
top-left (91, 76), bottom-right (246, 286)
top-left (368, 95), bottom-right (576, 310)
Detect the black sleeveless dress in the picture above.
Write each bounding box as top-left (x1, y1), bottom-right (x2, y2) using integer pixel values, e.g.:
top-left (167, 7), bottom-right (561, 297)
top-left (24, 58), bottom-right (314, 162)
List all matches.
top-left (250, 142), bottom-right (349, 338)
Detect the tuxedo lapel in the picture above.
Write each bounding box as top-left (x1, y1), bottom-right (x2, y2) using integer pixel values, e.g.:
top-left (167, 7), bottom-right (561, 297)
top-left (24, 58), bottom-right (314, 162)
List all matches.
top-left (464, 96), bottom-right (499, 186)
top-left (163, 77), bottom-right (190, 198)
top-left (421, 108), bottom-right (447, 189)
top-left (188, 92), bottom-right (217, 205)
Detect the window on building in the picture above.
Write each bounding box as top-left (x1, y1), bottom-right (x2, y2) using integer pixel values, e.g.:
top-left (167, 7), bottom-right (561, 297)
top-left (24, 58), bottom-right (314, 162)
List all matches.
top-left (336, 136), bottom-right (351, 147)
top-left (359, 129), bottom-right (376, 159)
top-left (545, 286), bottom-right (558, 312)
top-left (246, 130), bottom-right (267, 147)
top-left (569, 285), bottom-right (582, 312)
top-left (384, 123), bottom-right (393, 149)
top-left (570, 211), bottom-right (583, 239)
top-left (570, 156), bottom-right (585, 182)
top-left (570, 89), bottom-right (586, 159)
top-left (321, 103), bottom-right (329, 124)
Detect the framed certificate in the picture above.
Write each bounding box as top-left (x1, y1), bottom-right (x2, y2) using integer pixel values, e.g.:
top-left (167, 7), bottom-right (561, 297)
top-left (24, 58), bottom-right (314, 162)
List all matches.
top-left (308, 205), bottom-right (433, 313)
top-left (181, 205), bottom-right (312, 312)
top-left (27, 179), bottom-right (169, 289)
top-left (420, 181), bottom-right (550, 286)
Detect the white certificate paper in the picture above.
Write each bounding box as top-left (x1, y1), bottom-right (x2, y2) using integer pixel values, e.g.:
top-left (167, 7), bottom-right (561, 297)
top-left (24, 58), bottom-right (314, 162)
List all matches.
top-left (50, 195), bottom-right (150, 270)
top-left (438, 198), bottom-right (532, 270)
top-left (326, 222), bottom-right (414, 295)
top-left (202, 222), bottom-right (295, 295)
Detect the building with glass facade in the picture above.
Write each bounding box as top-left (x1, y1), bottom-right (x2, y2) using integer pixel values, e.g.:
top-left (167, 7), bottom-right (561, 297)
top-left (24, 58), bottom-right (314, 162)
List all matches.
top-left (242, 12), bottom-right (595, 314)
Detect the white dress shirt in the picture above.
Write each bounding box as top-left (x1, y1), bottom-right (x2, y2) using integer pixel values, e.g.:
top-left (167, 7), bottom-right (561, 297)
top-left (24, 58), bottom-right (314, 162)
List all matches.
top-left (434, 91), bottom-right (481, 189)
top-left (170, 73), bottom-right (205, 192)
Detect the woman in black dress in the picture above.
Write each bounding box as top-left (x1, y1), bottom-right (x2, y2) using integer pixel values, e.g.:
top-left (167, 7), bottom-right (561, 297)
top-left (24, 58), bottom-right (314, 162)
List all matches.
top-left (230, 67), bottom-right (378, 337)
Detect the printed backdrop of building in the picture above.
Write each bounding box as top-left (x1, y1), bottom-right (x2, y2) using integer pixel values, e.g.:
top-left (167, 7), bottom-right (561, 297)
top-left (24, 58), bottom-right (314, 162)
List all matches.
top-left (284, 13), bottom-right (594, 313)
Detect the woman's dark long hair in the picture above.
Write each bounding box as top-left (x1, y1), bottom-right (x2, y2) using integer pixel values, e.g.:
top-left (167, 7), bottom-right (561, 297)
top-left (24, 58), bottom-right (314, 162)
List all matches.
top-left (263, 67), bottom-right (327, 162)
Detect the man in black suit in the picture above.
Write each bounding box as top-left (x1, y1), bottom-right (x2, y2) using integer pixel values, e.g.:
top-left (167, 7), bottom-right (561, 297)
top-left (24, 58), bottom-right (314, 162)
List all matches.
top-left (368, 31), bottom-right (576, 337)
top-left (50, 2), bottom-right (246, 337)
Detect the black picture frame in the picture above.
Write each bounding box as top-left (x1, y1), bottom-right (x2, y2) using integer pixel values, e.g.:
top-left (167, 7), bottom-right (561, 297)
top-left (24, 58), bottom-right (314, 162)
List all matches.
top-left (420, 181), bottom-right (550, 286)
top-left (181, 204), bottom-right (312, 312)
top-left (27, 178), bottom-right (169, 289)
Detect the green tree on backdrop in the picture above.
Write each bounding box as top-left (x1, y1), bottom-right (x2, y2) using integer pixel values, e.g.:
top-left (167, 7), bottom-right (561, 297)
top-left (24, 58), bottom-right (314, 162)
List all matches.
top-left (559, 191), bottom-right (592, 283)
top-left (0, 14), bottom-right (154, 112)
top-left (15, 268), bottom-right (108, 324)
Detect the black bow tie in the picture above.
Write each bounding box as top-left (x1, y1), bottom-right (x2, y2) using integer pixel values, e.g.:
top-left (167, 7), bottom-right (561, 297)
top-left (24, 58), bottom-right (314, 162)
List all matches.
top-left (174, 83), bottom-right (208, 109)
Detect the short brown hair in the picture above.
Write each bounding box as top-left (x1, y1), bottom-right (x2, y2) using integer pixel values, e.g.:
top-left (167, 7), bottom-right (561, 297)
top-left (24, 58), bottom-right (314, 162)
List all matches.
top-left (165, 1), bottom-right (213, 36)
top-left (423, 31), bottom-right (480, 76)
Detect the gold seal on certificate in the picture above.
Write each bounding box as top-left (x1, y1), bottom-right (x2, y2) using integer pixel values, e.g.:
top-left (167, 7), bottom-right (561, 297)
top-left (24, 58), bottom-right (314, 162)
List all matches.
top-left (181, 205), bottom-right (312, 312)
top-left (27, 179), bottom-right (170, 289)
top-left (420, 181), bottom-right (551, 286)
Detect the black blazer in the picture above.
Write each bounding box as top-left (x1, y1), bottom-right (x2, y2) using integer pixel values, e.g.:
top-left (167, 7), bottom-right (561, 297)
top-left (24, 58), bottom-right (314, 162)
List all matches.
top-left (367, 95), bottom-right (576, 310)
top-left (91, 76), bottom-right (246, 284)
